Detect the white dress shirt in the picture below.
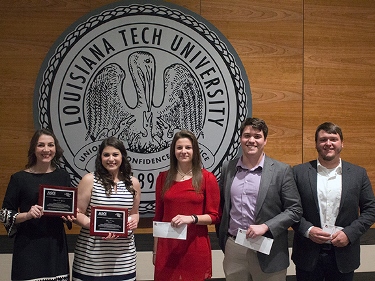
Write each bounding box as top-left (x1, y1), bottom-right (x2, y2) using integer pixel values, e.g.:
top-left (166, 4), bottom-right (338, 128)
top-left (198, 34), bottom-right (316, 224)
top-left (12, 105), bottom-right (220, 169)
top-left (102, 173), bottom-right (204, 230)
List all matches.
top-left (305, 159), bottom-right (343, 238)
top-left (317, 159), bottom-right (342, 231)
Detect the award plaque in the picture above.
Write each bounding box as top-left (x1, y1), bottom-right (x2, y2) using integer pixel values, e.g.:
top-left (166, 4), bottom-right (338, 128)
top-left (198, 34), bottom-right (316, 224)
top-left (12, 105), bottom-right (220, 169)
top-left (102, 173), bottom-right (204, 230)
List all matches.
top-left (38, 185), bottom-right (77, 217)
top-left (90, 206), bottom-right (128, 237)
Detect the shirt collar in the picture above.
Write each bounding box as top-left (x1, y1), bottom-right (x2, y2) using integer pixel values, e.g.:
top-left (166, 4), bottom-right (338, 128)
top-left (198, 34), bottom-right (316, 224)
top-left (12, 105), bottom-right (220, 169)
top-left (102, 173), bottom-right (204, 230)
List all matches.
top-left (317, 158), bottom-right (342, 175)
top-left (236, 153), bottom-right (265, 172)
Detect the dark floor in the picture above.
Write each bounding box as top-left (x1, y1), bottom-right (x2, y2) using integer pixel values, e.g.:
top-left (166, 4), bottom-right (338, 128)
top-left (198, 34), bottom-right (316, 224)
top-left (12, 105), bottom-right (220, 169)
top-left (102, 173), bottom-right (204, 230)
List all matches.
top-left (286, 273), bottom-right (375, 281)
top-left (209, 273), bottom-right (375, 281)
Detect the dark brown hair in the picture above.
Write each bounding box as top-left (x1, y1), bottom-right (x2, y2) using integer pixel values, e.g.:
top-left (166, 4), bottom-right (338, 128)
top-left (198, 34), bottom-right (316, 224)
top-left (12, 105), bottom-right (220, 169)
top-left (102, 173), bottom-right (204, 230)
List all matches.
top-left (94, 137), bottom-right (135, 196)
top-left (315, 122), bottom-right (343, 142)
top-left (240, 117), bottom-right (269, 139)
top-left (163, 130), bottom-right (202, 195)
top-left (26, 128), bottom-right (64, 169)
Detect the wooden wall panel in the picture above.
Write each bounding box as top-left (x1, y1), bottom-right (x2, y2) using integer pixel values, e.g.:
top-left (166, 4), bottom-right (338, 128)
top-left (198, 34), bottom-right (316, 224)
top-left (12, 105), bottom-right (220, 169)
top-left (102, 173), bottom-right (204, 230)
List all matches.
top-left (0, 0), bottom-right (203, 235)
top-left (303, 0), bottom-right (375, 181)
top-left (202, 0), bottom-right (303, 165)
top-left (1, 0), bottom-right (375, 236)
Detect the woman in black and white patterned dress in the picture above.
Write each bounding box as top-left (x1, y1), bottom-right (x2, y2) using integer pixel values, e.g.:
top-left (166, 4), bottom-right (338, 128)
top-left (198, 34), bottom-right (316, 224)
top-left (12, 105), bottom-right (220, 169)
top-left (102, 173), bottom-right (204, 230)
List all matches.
top-left (71, 137), bottom-right (141, 281)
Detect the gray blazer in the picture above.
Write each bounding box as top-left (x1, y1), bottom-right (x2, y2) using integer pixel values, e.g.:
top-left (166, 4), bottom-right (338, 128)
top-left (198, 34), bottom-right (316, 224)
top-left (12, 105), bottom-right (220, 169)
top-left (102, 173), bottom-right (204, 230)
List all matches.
top-left (217, 156), bottom-right (302, 273)
top-left (292, 160), bottom-right (375, 273)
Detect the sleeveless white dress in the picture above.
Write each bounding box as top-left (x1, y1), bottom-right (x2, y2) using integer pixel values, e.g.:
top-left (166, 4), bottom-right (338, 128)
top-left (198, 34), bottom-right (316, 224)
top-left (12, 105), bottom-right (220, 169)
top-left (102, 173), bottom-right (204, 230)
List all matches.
top-left (72, 175), bottom-right (136, 280)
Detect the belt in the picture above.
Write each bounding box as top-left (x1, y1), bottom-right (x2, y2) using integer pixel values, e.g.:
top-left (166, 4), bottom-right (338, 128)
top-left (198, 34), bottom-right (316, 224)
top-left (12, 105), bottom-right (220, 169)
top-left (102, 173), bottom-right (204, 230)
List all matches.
top-left (321, 243), bottom-right (334, 251)
top-left (227, 232), bottom-right (236, 240)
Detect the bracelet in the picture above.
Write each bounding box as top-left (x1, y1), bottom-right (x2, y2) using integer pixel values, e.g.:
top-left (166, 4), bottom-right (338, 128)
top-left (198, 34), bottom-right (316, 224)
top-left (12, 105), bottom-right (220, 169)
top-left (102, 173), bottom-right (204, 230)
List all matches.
top-left (191, 214), bottom-right (198, 224)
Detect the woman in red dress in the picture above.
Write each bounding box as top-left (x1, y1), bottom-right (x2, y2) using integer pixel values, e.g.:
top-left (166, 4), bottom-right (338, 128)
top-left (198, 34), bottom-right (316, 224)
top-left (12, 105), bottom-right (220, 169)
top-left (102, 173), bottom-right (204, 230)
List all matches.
top-left (153, 130), bottom-right (220, 281)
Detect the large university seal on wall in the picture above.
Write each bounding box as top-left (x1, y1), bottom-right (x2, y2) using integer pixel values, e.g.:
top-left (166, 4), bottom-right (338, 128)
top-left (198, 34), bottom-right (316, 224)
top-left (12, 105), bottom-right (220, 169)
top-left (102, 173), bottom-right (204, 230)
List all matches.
top-left (34, 0), bottom-right (251, 215)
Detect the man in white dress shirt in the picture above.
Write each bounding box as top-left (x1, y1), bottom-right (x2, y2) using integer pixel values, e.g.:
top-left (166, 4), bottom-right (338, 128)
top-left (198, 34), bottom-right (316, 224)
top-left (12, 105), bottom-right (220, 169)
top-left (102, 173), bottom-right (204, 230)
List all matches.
top-left (292, 122), bottom-right (375, 281)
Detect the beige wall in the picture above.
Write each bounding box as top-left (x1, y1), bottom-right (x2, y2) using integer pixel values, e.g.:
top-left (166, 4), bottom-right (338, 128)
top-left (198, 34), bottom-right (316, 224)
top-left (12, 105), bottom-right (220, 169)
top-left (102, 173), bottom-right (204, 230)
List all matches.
top-left (1, 0), bottom-right (375, 235)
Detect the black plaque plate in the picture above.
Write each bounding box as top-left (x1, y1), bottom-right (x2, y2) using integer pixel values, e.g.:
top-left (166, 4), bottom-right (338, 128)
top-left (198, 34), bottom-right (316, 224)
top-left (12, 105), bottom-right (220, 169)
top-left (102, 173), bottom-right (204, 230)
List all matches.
top-left (90, 206), bottom-right (128, 237)
top-left (38, 185), bottom-right (77, 217)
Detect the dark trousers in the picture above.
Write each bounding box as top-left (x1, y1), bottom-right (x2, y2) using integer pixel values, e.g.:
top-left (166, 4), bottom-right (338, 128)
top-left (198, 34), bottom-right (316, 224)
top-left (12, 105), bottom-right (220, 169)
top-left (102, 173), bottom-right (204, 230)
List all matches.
top-left (296, 245), bottom-right (354, 281)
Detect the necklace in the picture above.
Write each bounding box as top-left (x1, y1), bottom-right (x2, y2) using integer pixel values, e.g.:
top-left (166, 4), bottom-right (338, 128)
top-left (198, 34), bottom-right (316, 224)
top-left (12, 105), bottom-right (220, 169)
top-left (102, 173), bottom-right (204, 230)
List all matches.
top-left (177, 169), bottom-right (192, 181)
top-left (28, 166), bottom-right (54, 174)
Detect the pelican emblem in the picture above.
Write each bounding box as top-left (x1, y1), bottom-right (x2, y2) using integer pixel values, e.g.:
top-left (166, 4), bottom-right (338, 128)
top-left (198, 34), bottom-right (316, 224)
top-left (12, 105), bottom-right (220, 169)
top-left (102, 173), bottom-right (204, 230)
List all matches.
top-left (84, 51), bottom-right (204, 153)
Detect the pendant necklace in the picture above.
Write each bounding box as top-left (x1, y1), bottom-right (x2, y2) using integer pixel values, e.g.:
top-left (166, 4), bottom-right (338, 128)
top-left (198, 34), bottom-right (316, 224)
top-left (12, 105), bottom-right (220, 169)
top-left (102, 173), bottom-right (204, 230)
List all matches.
top-left (177, 169), bottom-right (192, 181)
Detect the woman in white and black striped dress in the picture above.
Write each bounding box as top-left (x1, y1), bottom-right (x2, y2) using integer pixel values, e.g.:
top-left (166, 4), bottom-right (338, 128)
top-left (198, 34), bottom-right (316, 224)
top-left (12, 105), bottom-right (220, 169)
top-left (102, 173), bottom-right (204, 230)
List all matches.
top-left (71, 137), bottom-right (141, 281)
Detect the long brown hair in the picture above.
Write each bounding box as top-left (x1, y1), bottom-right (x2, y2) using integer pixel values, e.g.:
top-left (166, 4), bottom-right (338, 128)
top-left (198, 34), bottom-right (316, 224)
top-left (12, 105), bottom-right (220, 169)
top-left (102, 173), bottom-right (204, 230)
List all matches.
top-left (94, 137), bottom-right (135, 197)
top-left (162, 130), bottom-right (202, 195)
top-left (25, 128), bottom-right (64, 169)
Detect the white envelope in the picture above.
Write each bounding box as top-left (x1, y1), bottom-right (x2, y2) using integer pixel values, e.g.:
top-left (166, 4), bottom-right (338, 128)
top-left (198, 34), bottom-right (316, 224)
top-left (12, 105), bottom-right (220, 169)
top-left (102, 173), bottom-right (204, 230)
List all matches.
top-left (234, 228), bottom-right (274, 255)
top-left (322, 224), bottom-right (343, 236)
top-left (153, 221), bottom-right (187, 240)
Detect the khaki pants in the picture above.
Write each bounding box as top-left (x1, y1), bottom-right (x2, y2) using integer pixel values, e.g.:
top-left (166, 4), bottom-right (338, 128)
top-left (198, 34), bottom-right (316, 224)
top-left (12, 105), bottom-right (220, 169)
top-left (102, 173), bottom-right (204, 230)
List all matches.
top-left (223, 236), bottom-right (287, 281)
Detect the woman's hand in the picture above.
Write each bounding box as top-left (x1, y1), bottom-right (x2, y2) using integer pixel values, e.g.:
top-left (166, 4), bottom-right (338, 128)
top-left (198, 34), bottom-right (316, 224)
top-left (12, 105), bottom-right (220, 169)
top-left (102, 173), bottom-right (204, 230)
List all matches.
top-left (103, 232), bottom-right (119, 240)
top-left (63, 208), bottom-right (80, 222)
top-left (171, 214), bottom-right (194, 227)
top-left (127, 215), bottom-right (139, 231)
top-left (27, 205), bottom-right (43, 220)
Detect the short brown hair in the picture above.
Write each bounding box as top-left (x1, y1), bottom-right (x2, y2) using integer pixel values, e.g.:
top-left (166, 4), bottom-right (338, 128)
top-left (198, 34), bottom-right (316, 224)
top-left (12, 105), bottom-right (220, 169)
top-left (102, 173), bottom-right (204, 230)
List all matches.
top-left (315, 122), bottom-right (343, 142)
top-left (240, 117), bottom-right (268, 139)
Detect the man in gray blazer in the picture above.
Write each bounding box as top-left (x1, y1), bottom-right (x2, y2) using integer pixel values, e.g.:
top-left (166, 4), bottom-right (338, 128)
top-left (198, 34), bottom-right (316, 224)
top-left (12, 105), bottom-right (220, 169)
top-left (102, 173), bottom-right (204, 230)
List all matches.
top-left (292, 122), bottom-right (375, 281)
top-left (217, 117), bottom-right (302, 281)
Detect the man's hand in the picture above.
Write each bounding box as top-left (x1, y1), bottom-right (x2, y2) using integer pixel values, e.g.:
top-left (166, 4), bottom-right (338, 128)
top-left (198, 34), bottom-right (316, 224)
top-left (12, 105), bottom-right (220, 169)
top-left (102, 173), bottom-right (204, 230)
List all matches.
top-left (331, 230), bottom-right (349, 247)
top-left (308, 226), bottom-right (331, 244)
top-left (246, 224), bottom-right (268, 239)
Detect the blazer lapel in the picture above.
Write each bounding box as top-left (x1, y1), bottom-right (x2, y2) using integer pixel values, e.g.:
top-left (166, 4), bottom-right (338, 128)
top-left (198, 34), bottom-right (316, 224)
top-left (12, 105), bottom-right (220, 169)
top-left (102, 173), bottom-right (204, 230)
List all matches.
top-left (338, 161), bottom-right (350, 213)
top-left (254, 156), bottom-right (273, 217)
top-left (308, 161), bottom-right (320, 213)
top-left (225, 160), bottom-right (238, 211)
